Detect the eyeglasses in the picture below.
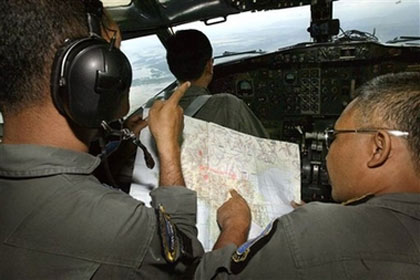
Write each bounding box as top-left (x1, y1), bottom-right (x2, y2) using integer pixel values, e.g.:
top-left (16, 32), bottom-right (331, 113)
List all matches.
top-left (324, 128), bottom-right (409, 150)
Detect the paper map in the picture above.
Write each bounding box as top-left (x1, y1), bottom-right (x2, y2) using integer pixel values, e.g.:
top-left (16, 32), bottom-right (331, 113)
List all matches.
top-left (130, 116), bottom-right (301, 251)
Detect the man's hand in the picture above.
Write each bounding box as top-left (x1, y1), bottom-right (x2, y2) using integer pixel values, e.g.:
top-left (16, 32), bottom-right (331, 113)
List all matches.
top-left (217, 190), bottom-right (251, 231)
top-left (291, 200), bottom-right (306, 209)
top-left (124, 114), bottom-right (148, 137)
top-left (148, 82), bottom-right (190, 153)
top-left (148, 82), bottom-right (190, 186)
top-left (213, 189), bottom-right (251, 250)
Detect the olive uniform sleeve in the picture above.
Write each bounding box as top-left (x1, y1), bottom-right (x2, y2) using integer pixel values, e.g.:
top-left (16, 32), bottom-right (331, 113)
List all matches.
top-left (194, 218), bottom-right (299, 279)
top-left (132, 186), bottom-right (204, 279)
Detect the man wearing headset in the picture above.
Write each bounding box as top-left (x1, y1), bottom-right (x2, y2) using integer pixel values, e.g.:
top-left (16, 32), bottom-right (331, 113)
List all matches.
top-left (0, 1), bottom-right (250, 278)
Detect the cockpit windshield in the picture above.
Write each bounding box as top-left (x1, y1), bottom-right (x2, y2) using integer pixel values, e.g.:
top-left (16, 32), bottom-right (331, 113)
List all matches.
top-left (121, 0), bottom-right (419, 113)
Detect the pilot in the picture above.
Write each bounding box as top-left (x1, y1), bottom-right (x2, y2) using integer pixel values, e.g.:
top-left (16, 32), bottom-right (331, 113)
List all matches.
top-left (166, 29), bottom-right (270, 138)
top-left (0, 1), bottom-right (223, 278)
top-left (194, 72), bottom-right (420, 279)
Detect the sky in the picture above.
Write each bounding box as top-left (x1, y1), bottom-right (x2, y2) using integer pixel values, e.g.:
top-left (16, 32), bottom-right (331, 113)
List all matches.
top-left (0, 0), bottom-right (419, 123)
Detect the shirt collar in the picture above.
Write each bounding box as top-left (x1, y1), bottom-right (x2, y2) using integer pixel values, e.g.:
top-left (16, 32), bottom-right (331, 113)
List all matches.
top-left (366, 193), bottom-right (420, 220)
top-left (0, 144), bottom-right (101, 178)
top-left (184, 85), bottom-right (210, 97)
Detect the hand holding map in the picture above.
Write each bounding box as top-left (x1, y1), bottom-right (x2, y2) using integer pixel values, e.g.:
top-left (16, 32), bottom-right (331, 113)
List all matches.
top-left (131, 116), bottom-right (301, 251)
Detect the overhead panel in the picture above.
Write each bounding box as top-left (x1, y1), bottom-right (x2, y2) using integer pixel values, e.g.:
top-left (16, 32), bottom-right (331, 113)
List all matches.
top-left (107, 0), bottom-right (317, 38)
top-left (228, 0), bottom-right (312, 11)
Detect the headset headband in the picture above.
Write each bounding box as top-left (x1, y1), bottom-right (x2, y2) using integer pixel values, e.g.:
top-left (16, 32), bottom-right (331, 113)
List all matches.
top-left (51, 0), bottom-right (132, 128)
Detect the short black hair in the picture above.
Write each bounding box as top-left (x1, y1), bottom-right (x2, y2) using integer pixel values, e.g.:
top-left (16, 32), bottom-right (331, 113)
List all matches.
top-left (166, 29), bottom-right (213, 82)
top-left (352, 72), bottom-right (420, 172)
top-left (0, 0), bottom-right (89, 116)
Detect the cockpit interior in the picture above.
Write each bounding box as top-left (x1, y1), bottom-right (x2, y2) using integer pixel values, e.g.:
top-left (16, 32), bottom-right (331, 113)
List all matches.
top-left (91, 0), bottom-right (420, 202)
top-left (106, 0), bottom-right (419, 202)
top-left (2, 0), bottom-right (419, 203)
top-left (208, 37), bottom-right (420, 201)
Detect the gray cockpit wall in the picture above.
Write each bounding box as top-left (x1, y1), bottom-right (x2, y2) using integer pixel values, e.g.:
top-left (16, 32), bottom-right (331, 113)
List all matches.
top-left (107, 0), bottom-right (322, 40)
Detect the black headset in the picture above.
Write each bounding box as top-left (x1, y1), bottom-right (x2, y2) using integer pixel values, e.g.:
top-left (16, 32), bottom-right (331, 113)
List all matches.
top-left (51, 0), bottom-right (132, 128)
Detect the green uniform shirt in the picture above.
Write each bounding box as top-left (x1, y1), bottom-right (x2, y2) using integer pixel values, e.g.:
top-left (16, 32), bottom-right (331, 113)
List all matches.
top-left (178, 85), bottom-right (269, 139)
top-left (195, 193), bottom-right (420, 279)
top-left (0, 144), bottom-right (203, 279)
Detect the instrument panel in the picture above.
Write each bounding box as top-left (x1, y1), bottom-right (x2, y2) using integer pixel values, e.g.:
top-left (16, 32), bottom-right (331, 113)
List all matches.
top-left (209, 41), bottom-right (420, 202)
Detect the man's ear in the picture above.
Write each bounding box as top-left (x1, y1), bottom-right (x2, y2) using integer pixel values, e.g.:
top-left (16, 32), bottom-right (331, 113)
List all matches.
top-left (206, 59), bottom-right (214, 75)
top-left (367, 130), bottom-right (392, 168)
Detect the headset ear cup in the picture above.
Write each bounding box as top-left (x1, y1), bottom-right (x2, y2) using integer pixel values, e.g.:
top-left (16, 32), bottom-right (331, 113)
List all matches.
top-left (95, 49), bottom-right (132, 120)
top-left (51, 37), bottom-right (132, 128)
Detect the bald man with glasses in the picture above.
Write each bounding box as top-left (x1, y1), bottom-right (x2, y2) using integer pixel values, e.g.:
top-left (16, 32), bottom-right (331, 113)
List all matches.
top-left (194, 72), bottom-right (420, 279)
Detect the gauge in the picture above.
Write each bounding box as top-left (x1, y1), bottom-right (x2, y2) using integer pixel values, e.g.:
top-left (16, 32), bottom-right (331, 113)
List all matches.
top-left (284, 72), bottom-right (297, 84)
top-left (236, 80), bottom-right (254, 97)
